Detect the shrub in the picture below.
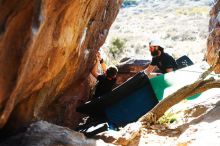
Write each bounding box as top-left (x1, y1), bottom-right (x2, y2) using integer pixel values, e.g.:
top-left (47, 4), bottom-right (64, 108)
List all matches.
top-left (109, 37), bottom-right (125, 59)
top-left (157, 111), bottom-right (177, 125)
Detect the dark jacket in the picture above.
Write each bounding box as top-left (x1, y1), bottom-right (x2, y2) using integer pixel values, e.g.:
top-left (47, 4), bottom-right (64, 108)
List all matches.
top-left (151, 52), bottom-right (178, 73)
top-left (93, 74), bottom-right (116, 98)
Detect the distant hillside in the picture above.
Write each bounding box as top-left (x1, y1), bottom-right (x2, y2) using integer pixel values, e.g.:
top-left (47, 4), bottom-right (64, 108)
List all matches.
top-left (105, 0), bottom-right (214, 64)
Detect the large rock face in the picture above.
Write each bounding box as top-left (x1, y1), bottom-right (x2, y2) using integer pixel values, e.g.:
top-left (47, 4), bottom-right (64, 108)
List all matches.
top-left (0, 0), bottom-right (122, 132)
top-left (207, 0), bottom-right (220, 73)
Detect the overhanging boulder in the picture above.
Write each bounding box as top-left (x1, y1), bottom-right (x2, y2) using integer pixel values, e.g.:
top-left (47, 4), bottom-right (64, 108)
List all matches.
top-left (0, 0), bottom-right (122, 132)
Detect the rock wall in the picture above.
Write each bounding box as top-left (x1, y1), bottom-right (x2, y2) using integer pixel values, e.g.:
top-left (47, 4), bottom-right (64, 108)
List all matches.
top-left (207, 0), bottom-right (220, 73)
top-left (116, 58), bottom-right (150, 85)
top-left (0, 0), bottom-right (122, 132)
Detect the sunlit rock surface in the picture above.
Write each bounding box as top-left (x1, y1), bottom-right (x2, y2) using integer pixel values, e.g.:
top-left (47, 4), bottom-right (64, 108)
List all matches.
top-left (0, 0), bottom-right (122, 132)
top-left (207, 0), bottom-right (220, 73)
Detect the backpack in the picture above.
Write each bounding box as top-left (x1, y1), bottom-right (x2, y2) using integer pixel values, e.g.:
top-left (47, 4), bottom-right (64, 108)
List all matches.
top-left (176, 55), bottom-right (194, 69)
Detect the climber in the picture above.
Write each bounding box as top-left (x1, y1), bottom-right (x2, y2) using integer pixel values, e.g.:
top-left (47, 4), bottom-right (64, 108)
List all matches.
top-left (144, 38), bottom-right (177, 76)
top-left (91, 52), bottom-right (118, 99)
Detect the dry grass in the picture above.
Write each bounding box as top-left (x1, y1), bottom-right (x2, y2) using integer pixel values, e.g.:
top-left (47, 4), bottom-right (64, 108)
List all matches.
top-left (175, 6), bottom-right (210, 16)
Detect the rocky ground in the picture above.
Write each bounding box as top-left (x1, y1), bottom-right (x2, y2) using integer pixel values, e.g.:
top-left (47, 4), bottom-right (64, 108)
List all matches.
top-left (105, 0), bottom-right (214, 63)
top-left (127, 89), bottom-right (220, 146)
